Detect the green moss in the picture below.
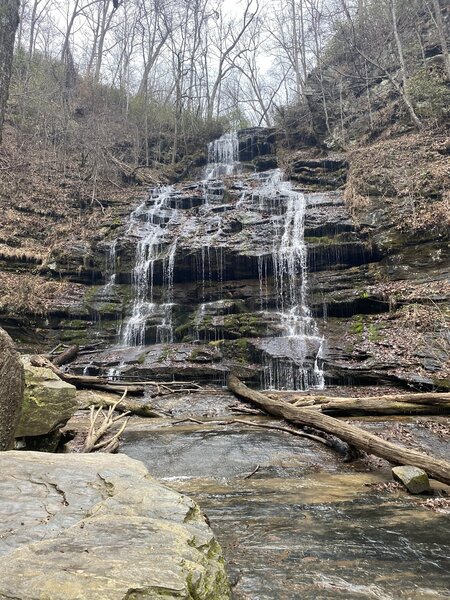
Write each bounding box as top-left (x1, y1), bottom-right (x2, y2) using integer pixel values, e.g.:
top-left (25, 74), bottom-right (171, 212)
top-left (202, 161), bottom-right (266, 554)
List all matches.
top-left (305, 235), bottom-right (336, 245)
top-left (368, 324), bottom-right (380, 342)
top-left (350, 316), bottom-right (364, 335)
top-left (96, 303), bottom-right (122, 315)
top-left (157, 346), bottom-right (174, 362)
top-left (222, 314), bottom-right (266, 337)
top-left (59, 319), bottom-right (87, 330)
top-left (137, 352), bottom-right (147, 364)
top-left (235, 338), bottom-right (249, 349)
top-left (221, 338), bottom-right (250, 364)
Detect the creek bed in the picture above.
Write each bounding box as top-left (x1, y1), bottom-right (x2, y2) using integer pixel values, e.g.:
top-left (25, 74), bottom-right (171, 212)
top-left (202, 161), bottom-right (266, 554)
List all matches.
top-left (119, 388), bottom-right (450, 599)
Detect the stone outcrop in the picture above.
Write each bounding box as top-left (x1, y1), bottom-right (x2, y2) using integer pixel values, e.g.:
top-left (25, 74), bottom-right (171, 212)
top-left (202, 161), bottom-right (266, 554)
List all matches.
top-left (0, 451), bottom-right (231, 600)
top-left (15, 356), bottom-right (77, 438)
top-left (285, 152), bottom-right (348, 190)
top-left (0, 327), bottom-right (24, 450)
top-left (238, 127), bottom-right (276, 162)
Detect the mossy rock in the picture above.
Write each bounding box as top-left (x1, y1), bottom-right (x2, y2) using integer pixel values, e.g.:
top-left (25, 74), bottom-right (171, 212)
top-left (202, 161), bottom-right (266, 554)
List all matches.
top-left (16, 357), bottom-right (77, 438)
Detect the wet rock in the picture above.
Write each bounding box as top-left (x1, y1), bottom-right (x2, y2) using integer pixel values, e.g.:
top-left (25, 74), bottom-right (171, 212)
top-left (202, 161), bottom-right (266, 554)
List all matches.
top-left (286, 154), bottom-right (348, 190)
top-left (392, 466), bottom-right (431, 494)
top-left (15, 357), bottom-right (77, 438)
top-left (0, 327), bottom-right (24, 450)
top-left (0, 451), bottom-right (231, 600)
top-left (238, 127), bottom-right (276, 162)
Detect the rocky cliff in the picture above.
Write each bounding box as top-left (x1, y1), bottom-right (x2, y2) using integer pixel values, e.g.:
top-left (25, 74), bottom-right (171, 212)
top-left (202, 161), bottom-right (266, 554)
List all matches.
top-left (0, 127), bottom-right (448, 392)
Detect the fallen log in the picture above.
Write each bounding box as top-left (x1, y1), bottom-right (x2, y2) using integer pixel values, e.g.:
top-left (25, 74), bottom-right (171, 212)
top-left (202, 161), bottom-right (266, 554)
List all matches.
top-left (30, 356), bottom-right (145, 395)
top-left (52, 344), bottom-right (79, 367)
top-left (81, 390), bottom-right (161, 418)
top-left (228, 375), bottom-right (450, 486)
top-left (297, 398), bottom-right (450, 416)
top-left (322, 401), bottom-right (450, 416)
top-left (284, 392), bottom-right (450, 414)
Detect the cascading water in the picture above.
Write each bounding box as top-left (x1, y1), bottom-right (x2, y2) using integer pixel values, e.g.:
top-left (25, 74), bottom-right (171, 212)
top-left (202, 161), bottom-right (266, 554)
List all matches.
top-left (121, 186), bottom-right (177, 346)
top-left (204, 132), bottom-right (239, 181)
top-left (257, 171), bottom-right (325, 390)
top-left (104, 239), bottom-right (117, 292)
top-left (115, 130), bottom-right (323, 391)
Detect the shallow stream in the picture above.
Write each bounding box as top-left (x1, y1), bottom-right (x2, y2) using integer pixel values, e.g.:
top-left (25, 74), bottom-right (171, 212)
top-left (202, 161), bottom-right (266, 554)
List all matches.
top-left (119, 389), bottom-right (450, 599)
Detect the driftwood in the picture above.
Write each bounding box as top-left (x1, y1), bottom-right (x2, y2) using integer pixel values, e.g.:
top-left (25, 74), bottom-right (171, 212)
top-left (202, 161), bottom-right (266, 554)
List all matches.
top-left (83, 393), bottom-right (130, 453)
top-left (228, 375), bottom-right (450, 486)
top-left (30, 356), bottom-right (144, 395)
top-left (52, 344), bottom-right (79, 367)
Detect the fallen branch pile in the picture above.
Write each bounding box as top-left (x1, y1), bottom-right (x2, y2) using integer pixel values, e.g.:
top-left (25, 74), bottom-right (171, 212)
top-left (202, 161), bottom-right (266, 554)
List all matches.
top-left (228, 375), bottom-right (450, 486)
top-left (83, 393), bottom-right (130, 453)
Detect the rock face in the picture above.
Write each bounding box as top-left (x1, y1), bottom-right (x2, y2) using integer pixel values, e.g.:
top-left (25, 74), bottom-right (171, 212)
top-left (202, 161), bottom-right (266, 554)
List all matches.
top-left (1, 128), bottom-right (448, 394)
top-left (15, 356), bottom-right (77, 438)
top-left (0, 451), bottom-right (231, 600)
top-left (238, 127), bottom-right (276, 163)
top-left (0, 327), bottom-right (24, 450)
top-left (392, 466), bottom-right (431, 494)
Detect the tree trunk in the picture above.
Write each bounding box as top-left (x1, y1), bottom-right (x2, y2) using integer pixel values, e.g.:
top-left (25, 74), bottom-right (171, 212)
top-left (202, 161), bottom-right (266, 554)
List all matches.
top-left (430, 0), bottom-right (450, 81)
top-left (52, 345), bottom-right (79, 367)
top-left (390, 0), bottom-right (423, 129)
top-left (30, 356), bottom-right (145, 395)
top-left (0, 0), bottom-right (20, 144)
top-left (228, 375), bottom-right (450, 486)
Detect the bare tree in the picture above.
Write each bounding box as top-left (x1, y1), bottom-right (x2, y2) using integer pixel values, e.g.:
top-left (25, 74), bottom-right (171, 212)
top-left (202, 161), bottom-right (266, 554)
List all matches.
top-left (337, 0), bottom-right (422, 129)
top-left (429, 0), bottom-right (450, 81)
top-left (206, 0), bottom-right (260, 119)
top-left (0, 0), bottom-right (20, 143)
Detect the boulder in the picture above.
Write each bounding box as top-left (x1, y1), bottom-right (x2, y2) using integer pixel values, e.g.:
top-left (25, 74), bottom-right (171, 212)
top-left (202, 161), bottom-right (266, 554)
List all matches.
top-left (392, 465), bottom-right (431, 494)
top-left (0, 327), bottom-right (24, 450)
top-left (15, 356), bottom-right (77, 438)
top-left (0, 451), bottom-right (231, 600)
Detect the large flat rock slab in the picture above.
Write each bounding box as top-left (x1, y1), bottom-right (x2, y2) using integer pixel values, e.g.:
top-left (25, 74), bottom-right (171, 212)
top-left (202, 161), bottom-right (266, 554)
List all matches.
top-left (0, 452), bottom-right (230, 600)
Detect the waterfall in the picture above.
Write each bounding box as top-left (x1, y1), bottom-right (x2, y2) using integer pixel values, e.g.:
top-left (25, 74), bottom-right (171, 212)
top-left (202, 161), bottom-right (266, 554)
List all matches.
top-left (104, 239), bottom-right (117, 292)
top-left (253, 170), bottom-right (325, 391)
top-left (204, 132), bottom-right (239, 180)
top-left (121, 186), bottom-right (176, 346)
top-left (116, 130), bottom-right (324, 391)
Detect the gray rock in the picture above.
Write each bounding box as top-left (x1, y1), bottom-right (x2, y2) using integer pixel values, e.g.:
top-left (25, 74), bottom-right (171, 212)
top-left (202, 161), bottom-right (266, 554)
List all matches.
top-left (15, 356), bottom-right (78, 438)
top-left (0, 327), bottom-right (24, 450)
top-left (0, 451), bottom-right (231, 600)
top-left (392, 465), bottom-right (431, 494)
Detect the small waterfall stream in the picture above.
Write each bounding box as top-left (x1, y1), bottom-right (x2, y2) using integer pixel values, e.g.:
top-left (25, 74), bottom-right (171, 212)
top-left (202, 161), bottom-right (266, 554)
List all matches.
top-left (256, 171), bottom-right (325, 390)
top-left (121, 186), bottom-right (176, 346)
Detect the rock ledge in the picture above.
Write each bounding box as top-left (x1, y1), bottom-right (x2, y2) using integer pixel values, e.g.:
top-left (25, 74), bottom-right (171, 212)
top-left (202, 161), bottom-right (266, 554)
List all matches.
top-left (0, 451), bottom-right (230, 600)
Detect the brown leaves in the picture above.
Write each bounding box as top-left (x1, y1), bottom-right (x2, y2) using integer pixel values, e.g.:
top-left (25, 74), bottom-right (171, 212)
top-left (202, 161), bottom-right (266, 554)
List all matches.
top-left (0, 272), bottom-right (85, 315)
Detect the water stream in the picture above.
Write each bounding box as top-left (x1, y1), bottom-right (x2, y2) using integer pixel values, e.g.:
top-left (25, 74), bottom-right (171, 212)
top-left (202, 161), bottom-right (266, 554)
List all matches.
top-left (120, 391), bottom-right (450, 600)
top-left (121, 186), bottom-right (176, 346)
